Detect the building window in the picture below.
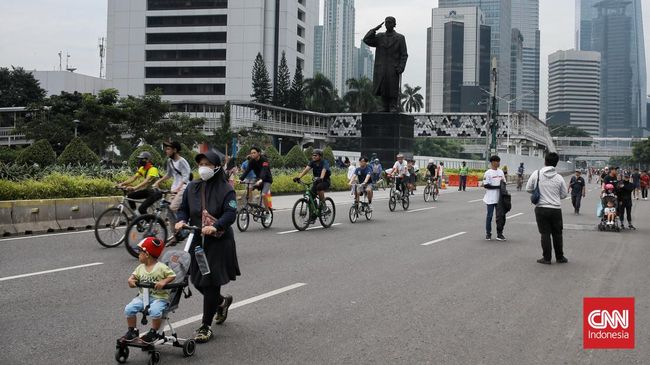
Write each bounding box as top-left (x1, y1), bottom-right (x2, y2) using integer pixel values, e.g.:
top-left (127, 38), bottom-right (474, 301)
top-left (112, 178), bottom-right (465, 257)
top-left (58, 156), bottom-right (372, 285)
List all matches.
top-left (146, 49), bottom-right (226, 61)
top-left (297, 25), bottom-right (305, 38)
top-left (146, 66), bottom-right (226, 78)
top-left (147, 15), bottom-right (227, 27)
top-left (297, 9), bottom-right (305, 22)
top-left (296, 57), bottom-right (304, 71)
top-left (146, 32), bottom-right (227, 44)
top-left (147, 0), bottom-right (227, 10)
top-left (145, 83), bottom-right (226, 95)
top-left (297, 41), bottom-right (305, 54)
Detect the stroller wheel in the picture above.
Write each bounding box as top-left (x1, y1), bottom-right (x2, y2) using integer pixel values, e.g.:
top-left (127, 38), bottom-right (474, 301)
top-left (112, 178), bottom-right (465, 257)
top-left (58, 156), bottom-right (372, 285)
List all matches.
top-left (115, 347), bottom-right (129, 363)
top-left (183, 339), bottom-right (196, 357)
top-left (148, 351), bottom-right (161, 365)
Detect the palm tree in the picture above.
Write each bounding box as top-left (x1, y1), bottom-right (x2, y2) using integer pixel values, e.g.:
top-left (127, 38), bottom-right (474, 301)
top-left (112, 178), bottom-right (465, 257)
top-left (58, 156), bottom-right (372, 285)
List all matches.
top-left (344, 77), bottom-right (380, 112)
top-left (400, 84), bottom-right (424, 113)
top-left (303, 73), bottom-right (335, 112)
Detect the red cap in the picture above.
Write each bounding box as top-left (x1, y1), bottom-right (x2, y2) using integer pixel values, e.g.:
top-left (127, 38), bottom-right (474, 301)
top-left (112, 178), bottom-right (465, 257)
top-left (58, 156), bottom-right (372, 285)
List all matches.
top-left (138, 237), bottom-right (165, 258)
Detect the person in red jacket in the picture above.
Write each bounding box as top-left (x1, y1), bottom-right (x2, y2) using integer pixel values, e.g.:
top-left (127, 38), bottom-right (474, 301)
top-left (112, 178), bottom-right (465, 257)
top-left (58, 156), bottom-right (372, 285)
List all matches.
top-left (640, 170), bottom-right (649, 200)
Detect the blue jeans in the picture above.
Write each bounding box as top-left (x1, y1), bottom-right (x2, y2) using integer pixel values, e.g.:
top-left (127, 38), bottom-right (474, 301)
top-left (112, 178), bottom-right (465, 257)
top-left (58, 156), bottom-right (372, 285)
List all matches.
top-left (124, 296), bottom-right (169, 319)
top-left (486, 203), bottom-right (506, 236)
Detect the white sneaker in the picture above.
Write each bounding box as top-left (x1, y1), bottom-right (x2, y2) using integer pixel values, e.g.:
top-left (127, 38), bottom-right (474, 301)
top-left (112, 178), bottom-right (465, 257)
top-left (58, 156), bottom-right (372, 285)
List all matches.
top-left (607, 221), bottom-right (613, 225)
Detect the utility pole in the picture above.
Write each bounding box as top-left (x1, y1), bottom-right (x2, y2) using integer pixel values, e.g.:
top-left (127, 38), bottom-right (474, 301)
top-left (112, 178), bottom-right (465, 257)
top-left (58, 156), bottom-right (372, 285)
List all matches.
top-left (98, 37), bottom-right (106, 78)
top-left (488, 57), bottom-right (499, 159)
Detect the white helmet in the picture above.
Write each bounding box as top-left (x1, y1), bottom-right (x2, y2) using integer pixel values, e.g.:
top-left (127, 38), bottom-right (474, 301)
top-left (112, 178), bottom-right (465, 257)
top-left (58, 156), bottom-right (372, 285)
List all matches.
top-left (428, 159), bottom-right (434, 164)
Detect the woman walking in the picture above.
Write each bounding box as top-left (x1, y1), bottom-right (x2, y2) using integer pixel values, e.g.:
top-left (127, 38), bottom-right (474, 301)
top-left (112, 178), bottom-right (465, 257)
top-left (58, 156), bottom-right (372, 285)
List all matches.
top-left (175, 150), bottom-right (240, 343)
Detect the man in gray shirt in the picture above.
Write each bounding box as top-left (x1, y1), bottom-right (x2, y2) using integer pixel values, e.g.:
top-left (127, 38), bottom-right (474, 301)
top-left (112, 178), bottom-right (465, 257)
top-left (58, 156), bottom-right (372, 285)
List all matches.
top-left (154, 141), bottom-right (191, 212)
top-left (526, 153), bottom-right (569, 265)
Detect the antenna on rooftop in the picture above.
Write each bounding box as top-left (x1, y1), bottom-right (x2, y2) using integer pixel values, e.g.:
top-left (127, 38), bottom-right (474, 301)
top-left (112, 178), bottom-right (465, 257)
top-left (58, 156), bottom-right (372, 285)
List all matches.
top-left (98, 37), bottom-right (106, 78)
top-left (58, 51), bottom-right (62, 71)
top-left (66, 52), bottom-right (76, 73)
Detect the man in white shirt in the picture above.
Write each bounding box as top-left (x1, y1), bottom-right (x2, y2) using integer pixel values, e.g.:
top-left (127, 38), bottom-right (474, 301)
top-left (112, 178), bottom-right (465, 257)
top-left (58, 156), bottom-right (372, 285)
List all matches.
top-left (483, 155), bottom-right (506, 241)
top-left (390, 154), bottom-right (409, 194)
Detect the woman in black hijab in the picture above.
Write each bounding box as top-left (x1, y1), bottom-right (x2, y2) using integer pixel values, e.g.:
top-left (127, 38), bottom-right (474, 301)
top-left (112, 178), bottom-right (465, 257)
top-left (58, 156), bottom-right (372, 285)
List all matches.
top-left (175, 150), bottom-right (240, 343)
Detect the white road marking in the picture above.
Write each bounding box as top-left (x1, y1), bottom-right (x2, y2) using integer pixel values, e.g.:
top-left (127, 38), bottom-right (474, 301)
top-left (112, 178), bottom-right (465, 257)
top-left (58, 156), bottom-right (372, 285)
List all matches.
top-left (468, 199), bottom-right (483, 203)
top-left (421, 232), bottom-right (466, 246)
top-left (0, 262), bottom-right (103, 282)
top-left (407, 207), bottom-right (436, 213)
top-left (277, 223), bottom-right (342, 235)
top-left (0, 229), bottom-right (98, 242)
top-left (506, 213), bottom-right (524, 219)
top-left (164, 283), bottom-right (307, 331)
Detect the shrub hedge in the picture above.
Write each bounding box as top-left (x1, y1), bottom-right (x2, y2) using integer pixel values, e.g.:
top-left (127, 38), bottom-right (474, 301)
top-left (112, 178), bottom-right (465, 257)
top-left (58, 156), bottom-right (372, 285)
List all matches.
top-left (128, 145), bottom-right (164, 170)
top-left (15, 139), bottom-right (56, 167)
top-left (57, 137), bottom-right (100, 166)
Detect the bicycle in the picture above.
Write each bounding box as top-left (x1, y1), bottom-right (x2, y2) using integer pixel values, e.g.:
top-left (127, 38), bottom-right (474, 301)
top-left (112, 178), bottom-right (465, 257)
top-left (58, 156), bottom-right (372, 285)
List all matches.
top-left (124, 190), bottom-right (176, 258)
top-left (291, 178), bottom-right (336, 231)
top-left (374, 173), bottom-right (387, 191)
top-left (94, 187), bottom-right (148, 248)
top-left (237, 182), bottom-right (274, 232)
top-left (423, 177), bottom-right (439, 202)
top-left (388, 175), bottom-right (410, 211)
top-left (348, 184), bottom-right (372, 223)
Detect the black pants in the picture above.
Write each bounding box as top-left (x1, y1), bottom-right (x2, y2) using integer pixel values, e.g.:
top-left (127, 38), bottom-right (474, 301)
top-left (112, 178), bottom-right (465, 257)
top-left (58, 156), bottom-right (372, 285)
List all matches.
top-left (459, 176), bottom-right (467, 191)
top-left (571, 194), bottom-right (582, 212)
top-left (486, 203), bottom-right (506, 236)
top-left (127, 189), bottom-right (162, 214)
top-left (534, 207), bottom-right (564, 261)
top-left (618, 199), bottom-right (632, 224)
top-left (199, 285), bottom-right (223, 327)
top-left (642, 187), bottom-right (648, 199)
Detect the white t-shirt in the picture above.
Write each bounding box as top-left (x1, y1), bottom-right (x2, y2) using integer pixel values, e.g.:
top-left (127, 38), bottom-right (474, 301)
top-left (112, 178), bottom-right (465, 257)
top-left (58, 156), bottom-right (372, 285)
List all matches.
top-left (392, 161), bottom-right (409, 177)
top-left (483, 168), bottom-right (505, 205)
top-left (347, 165), bottom-right (356, 180)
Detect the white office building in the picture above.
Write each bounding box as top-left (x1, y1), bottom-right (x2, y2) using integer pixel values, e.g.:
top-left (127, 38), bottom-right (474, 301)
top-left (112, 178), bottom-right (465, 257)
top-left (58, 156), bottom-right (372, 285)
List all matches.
top-left (106, 0), bottom-right (319, 104)
top-left (322, 0), bottom-right (355, 94)
top-left (30, 71), bottom-right (111, 96)
top-left (548, 49), bottom-right (601, 136)
top-left (429, 7), bottom-right (491, 113)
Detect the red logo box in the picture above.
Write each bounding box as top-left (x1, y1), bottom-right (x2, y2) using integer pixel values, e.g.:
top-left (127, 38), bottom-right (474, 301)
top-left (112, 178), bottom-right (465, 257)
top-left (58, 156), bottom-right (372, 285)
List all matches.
top-left (583, 297), bottom-right (635, 349)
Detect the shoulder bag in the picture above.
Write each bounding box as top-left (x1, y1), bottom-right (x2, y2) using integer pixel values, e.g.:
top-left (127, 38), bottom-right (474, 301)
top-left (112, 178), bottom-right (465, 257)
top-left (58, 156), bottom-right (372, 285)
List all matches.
top-left (530, 170), bottom-right (541, 205)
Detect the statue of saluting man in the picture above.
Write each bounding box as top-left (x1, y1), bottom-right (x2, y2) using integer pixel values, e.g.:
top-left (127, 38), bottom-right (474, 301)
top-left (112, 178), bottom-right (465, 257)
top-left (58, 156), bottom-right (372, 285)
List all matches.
top-left (363, 16), bottom-right (408, 113)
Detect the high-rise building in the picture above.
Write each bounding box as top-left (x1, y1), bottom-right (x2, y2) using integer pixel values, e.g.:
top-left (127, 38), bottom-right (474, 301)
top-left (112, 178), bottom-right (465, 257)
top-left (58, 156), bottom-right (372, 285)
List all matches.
top-left (511, 0), bottom-right (540, 116)
top-left (547, 50), bottom-right (601, 136)
top-left (438, 0), bottom-right (511, 111)
top-left (426, 27), bottom-right (433, 112)
top-left (106, 0), bottom-right (318, 103)
top-left (356, 42), bottom-right (374, 80)
top-left (590, 0), bottom-right (647, 136)
top-left (577, 0), bottom-right (647, 135)
top-left (510, 28), bottom-right (524, 111)
top-left (313, 25), bottom-right (323, 75)
top-left (429, 7), bottom-right (491, 113)
top-left (322, 0), bottom-right (355, 94)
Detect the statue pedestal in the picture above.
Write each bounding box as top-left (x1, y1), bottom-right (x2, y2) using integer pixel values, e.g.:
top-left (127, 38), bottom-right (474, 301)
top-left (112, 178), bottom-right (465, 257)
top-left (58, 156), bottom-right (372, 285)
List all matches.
top-left (360, 113), bottom-right (414, 168)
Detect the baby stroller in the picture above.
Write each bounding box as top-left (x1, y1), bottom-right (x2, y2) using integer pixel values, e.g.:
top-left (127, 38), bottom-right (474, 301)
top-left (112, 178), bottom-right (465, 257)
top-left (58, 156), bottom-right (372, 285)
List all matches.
top-left (115, 227), bottom-right (200, 364)
top-left (597, 184), bottom-right (620, 232)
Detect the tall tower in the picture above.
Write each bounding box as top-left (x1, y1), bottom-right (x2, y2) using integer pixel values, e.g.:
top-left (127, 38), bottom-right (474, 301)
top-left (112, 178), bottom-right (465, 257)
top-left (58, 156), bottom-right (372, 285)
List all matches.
top-left (322, 0), bottom-right (355, 94)
top-left (511, 0), bottom-right (540, 116)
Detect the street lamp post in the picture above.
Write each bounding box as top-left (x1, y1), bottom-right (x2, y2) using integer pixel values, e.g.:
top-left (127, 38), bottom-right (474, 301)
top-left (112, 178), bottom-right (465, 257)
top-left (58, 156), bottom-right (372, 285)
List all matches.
top-left (278, 137), bottom-right (283, 154)
top-left (489, 90), bottom-right (536, 154)
top-left (73, 119), bottom-right (80, 137)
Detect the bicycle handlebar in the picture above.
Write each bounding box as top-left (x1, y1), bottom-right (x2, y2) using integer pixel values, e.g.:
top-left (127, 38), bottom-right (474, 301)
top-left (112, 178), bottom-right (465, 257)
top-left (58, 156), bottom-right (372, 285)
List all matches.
top-left (135, 281), bottom-right (187, 290)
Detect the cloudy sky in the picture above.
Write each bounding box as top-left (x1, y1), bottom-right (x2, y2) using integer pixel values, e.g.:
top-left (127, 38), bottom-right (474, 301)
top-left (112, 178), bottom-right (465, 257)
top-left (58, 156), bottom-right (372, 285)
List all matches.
top-left (1, 0), bottom-right (649, 118)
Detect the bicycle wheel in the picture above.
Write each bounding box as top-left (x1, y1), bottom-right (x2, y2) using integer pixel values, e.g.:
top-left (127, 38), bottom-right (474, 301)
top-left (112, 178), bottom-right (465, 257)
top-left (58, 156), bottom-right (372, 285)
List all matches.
top-left (261, 208), bottom-right (273, 229)
top-left (291, 198), bottom-right (311, 231)
top-left (424, 185), bottom-right (431, 202)
top-left (378, 180), bottom-right (386, 191)
top-left (389, 195), bottom-right (397, 212)
top-left (319, 197), bottom-right (336, 228)
top-left (348, 204), bottom-right (358, 223)
top-left (402, 194), bottom-right (410, 210)
top-left (94, 207), bottom-right (129, 248)
top-left (433, 187), bottom-right (439, 201)
top-left (365, 205), bottom-right (373, 220)
top-left (237, 208), bottom-right (250, 232)
top-left (125, 215), bottom-right (168, 258)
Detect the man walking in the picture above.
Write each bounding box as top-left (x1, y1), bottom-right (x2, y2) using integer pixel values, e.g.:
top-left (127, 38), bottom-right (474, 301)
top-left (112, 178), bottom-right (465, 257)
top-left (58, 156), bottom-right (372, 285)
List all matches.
top-left (568, 169), bottom-right (586, 214)
top-left (459, 161), bottom-right (468, 191)
top-left (631, 168), bottom-right (641, 200)
top-left (526, 153), bottom-right (568, 265)
top-left (483, 155), bottom-right (506, 241)
top-left (617, 172), bottom-right (636, 230)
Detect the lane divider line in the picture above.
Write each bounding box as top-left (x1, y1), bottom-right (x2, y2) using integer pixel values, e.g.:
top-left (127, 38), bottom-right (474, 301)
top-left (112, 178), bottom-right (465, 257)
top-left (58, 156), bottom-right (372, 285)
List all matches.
top-left (0, 262), bottom-right (103, 282)
top-left (506, 213), bottom-right (524, 219)
top-left (421, 232), bottom-right (466, 246)
top-left (165, 282), bottom-right (307, 331)
top-left (407, 207), bottom-right (436, 213)
top-left (277, 223), bottom-right (342, 235)
top-left (468, 199), bottom-right (483, 203)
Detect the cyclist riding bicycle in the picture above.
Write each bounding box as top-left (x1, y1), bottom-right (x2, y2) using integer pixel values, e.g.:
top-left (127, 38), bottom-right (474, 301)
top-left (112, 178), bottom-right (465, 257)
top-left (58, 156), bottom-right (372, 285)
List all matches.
top-left (239, 147), bottom-right (273, 217)
top-left (426, 159), bottom-right (438, 183)
top-left (390, 154), bottom-right (409, 194)
top-left (348, 156), bottom-right (374, 211)
top-left (153, 141), bottom-right (191, 213)
top-left (117, 151), bottom-right (161, 215)
top-left (294, 149), bottom-right (331, 208)
top-left (370, 158), bottom-right (383, 185)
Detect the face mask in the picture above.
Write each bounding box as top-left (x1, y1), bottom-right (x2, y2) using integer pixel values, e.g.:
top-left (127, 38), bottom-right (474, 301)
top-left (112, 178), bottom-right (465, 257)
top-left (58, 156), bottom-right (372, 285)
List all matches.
top-left (137, 159), bottom-right (147, 167)
top-left (199, 166), bottom-right (221, 181)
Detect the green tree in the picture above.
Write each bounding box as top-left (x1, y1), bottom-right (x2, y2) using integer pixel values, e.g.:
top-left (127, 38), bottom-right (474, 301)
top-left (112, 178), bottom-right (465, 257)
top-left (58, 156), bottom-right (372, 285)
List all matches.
top-left (288, 65), bottom-right (305, 110)
top-left (632, 138), bottom-right (650, 166)
top-left (251, 53), bottom-right (272, 104)
top-left (304, 73), bottom-right (336, 112)
top-left (264, 145), bottom-right (284, 168)
top-left (344, 77), bottom-right (380, 112)
top-left (16, 139), bottom-right (56, 167)
top-left (414, 139), bottom-right (463, 158)
top-left (128, 145), bottom-right (164, 170)
top-left (0, 66), bottom-right (46, 107)
top-left (323, 146), bottom-right (335, 167)
top-left (400, 84), bottom-right (424, 112)
top-left (235, 143), bottom-right (252, 165)
top-left (57, 137), bottom-right (100, 165)
top-left (274, 51), bottom-right (291, 107)
top-left (75, 89), bottom-right (124, 157)
top-left (284, 145), bottom-right (308, 168)
top-left (167, 113), bottom-right (207, 148)
top-left (549, 124), bottom-right (591, 138)
top-left (303, 146), bottom-right (314, 161)
top-left (238, 123), bottom-right (271, 149)
top-left (120, 90), bottom-right (170, 146)
top-left (211, 101), bottom-right (232, 150)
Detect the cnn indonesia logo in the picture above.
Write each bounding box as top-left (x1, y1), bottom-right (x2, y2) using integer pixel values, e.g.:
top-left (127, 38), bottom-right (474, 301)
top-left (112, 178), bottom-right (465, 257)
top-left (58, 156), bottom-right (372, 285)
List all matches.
top-left (583, 297), bottom-right (634, 349)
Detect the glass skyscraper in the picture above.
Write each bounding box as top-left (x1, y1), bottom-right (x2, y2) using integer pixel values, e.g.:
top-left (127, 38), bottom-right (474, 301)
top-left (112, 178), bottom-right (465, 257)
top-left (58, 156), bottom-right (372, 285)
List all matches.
top-left (438, 0), bottom-right (512, 112)
top-left (511, 0), bottom-right (540, 116)
top-left (577, 0), bottom-right (647, 136)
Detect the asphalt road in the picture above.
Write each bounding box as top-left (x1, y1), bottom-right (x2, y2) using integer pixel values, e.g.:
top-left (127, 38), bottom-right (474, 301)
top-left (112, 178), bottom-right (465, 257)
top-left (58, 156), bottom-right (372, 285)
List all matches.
top-left (1, 179), bottom-right (649, 364)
